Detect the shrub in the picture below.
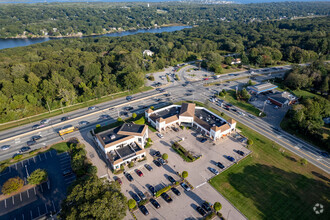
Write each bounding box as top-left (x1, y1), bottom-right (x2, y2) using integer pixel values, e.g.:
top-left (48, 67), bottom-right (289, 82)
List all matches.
top-left (128, 199), bottom-right (136, 210)
top-left (1, 177), bottom-right (24, 195)
top-left (214, 202), bottom-right (222, 212)
top-left (128, 161), bottom-right (134, 168)
top-left (132, 113), bottom-right (137, 119)
top-left (145, 142), bottom-right (151, 148)
top-left (247, 139), bottom-right (253, 146)
top-left (117, 117), bottom-right (123, 122)
top-left (147, 138), bottom-right (152, 143)
top-left (139, 199), bottom-right (148, 206)
top-left (162, 153), bottom-right (168, 160)
top-left (155, 185), bottom-right (172, 197)
top-left (27, 169), bottom-right (48, 185)
top-left (96, 124), bottom-right (101, 129)
top-left (300, 158), bottom-right (308, 165)
top-left (87, 165), bottom-right (98, 176)
top-left (182, 171), bottom-right (188, 179)
top-left (150, 106), bottom-right (154, 110)
top-left (120, 164), bottom-right (124, 170)
top-left (148, 74), bottom-right (155, 81)
top-left (13, 154), bottom-right (23, 160)
top-left (205, 212), bottom-right (216, 220)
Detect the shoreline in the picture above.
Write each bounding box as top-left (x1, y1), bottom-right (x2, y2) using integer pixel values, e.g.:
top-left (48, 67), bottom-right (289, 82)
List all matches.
top-left (0, 23), bottom-right (191, 40)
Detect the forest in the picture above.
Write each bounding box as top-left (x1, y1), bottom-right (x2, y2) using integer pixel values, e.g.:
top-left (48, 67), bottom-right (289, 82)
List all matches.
top-left (0, 2), bottom-right (329, 38)
top-left (0, 15), bottom-right (329, 122)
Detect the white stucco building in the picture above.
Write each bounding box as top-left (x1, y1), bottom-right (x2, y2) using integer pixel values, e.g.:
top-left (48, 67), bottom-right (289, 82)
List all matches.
top-left (94, 123), bottom-right (148, 170)
top-left (145, 103), bottom-right (236, 140)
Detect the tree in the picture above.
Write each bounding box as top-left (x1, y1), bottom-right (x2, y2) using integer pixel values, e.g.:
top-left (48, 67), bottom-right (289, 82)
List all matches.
top-left (60, 177), bottom-right (127, 219)
top-left (128, 161), bottom-right (134, 168)
top-left (128, 199), bottom-right (136, 210)
top-left (27, 169), bottom-right (48, 185)
top-left (150, 106), bottom-right (154, 110)
top-left (214, 202), bottom-right (222, 212)
top-left (247, 139), bottom-right (253, 146)
top-left (132, 113), bottom-right (137, 119)
top-left (240, 88), bottom-right (250, 100)
top-left (162, 153), bottom-right (168, 160)
top-left (300, 158), bottom-right (308, 166)
top-left (1, 177), bottom-right (24, 195)
top-left (182, 171), bottom-right (188, 179)
top-left (117, 117), bottom-right (123, 122)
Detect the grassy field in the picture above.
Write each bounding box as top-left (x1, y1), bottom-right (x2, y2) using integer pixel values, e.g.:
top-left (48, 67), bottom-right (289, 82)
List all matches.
top-left (0, 86), bottom-right (153, 132)
top-left (221, 90), bottom-right (263, 117)
top-left (50, 142), bottom-right (70, 153)
top-left (209, 121), bottom-right (330, 220)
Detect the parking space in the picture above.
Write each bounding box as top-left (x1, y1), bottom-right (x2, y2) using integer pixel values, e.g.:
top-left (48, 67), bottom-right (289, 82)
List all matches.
top-left (0, 150), bottom-right (73, 220)
top-left (121, 128), bottom-right (248, 219)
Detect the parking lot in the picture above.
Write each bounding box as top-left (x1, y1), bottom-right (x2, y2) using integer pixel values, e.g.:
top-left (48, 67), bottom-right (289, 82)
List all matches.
top-left (120, 127), bottom-right (248, 219)
top-left (0, 150), bottom-right (75, 220)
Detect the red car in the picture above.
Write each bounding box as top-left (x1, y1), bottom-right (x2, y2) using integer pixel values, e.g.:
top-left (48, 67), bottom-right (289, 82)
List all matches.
top-left (136, 169), bottom-right (144, 177)
top-left (203, 78), bottom-right (209, 80)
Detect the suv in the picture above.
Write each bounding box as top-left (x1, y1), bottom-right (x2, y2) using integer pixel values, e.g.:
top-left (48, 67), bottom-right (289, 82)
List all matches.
top-left (131, 193), bottom-right (141, 203)
top-left (236, 150), bottom-right (245, 156)
top-left (202, 201), bottom-right (212, 212)
top-left (31, 135), bottom-right (42, 141)
top-left (216, 162), bottom-right (225, 169)
top-left (171, 187), bottom-right (181, 196)
top-left (126, 96), bottom-right (132, 101)
top-left (161, 192), bottom-right (173, 203)
top-left (20, 146), bottom-right (31, 153)
top-left (196, 206), bottom-right (207, 216)
top-left (167, 176), bottom-right (176, 184)
top-left (125, 173), bottom-right (133, 182)
top-left (148, 185), bottom-right (156, 196)
top-left (180, 182), bottom-right (191, 191)
top-left (150, 199), bottom-right (160, 209)
top-left (140, 205), bottom-right (149, 216)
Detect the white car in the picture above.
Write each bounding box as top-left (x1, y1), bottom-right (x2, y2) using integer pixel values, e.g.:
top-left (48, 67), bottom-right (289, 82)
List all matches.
top-left (157, 133), bottom-right (164, 139)
top-left (238, 112), bottom-right (246, 116)
top-left (40, 119), bottom-right (51, 124)
top-left (1, 145), bottom-right (10, 151)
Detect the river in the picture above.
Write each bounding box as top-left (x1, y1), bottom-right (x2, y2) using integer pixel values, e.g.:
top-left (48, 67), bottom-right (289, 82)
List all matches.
top-left (0, 25), bottom-right (191, 50)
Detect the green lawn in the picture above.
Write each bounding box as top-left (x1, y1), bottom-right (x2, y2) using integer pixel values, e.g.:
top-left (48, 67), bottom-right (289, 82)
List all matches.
top-left (209, 121), bottom-right (330, 220)
top-left (50, 142), bottom-right (70, 153)
top-left (221, 90), bottom-right (263, 117)
top-left (292, 89), bottom-right (323, 99)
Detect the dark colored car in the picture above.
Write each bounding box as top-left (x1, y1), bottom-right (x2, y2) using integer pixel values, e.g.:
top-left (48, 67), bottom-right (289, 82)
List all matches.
top-left (140, 205), bottom-right (149, 216)
top-left (196, 206), bottom-right (207, 216)
top-left (100, 115), bottom-right (110, 119)
top-left (153, 160), bottom-right (161, 167)
top-left (161, 192), bottom-right (173, 203)
top-left (200, 138), bottom-right (207, 143)
top-left (126, 96), bottom-right (132, 101)
top-left (216, 162), bottom-right (225, 169)
top-left (32, 124), bottom-right (44, 130)
top-left (171, 187), bottom-right (181, 196)
top-left (137, 191), bottom-right (146, 200)
top-left (202, 201), bottom-right (212, 212)
top-left (62, 169), bottom-right (72, 176)
top-left (153, 151), bottom-right (161, 157)
top-left (20, 146), bottom-right (31, 153)
top-left (27, 140), bottom-right (36, 146)
top-left (31, 135), bottom-right (42, 141)
top-left (148, 185), bottom-right (156, 196)
top-left (224, 107), bottom-right (230, 111)
top-left (131, 193), bottom-right (141, 203)
top-left (236, 150), bottom-right (245, 156)
top-left (125, 106), bottom-right (134, 111)
top-left (227, 156), bottom-right (235, 162)
top-left (158, 157), bottom-right (166, 165)
top-left (168, 176), bottom-right (176, 184)
top-left (125, 173), bottom-right (134, 182)
top-left (61, 116), bottom-right (70, 121)
top-left (150, 199), bottom-right (160, 209)
top-left (320, 151), bottom-right (329, 158)
top-left (231, 108), bottom-right (237, 112)
top-left (145, 164), bottom-right (153, 171)
top-left (172, 127), bottom-right (179, 132)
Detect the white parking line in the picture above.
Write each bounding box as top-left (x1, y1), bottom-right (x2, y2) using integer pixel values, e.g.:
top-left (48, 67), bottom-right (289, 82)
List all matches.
top-left (49, 151), bottom-right (53, 157)
top-left (40, 184), bottom-right (43, 193)
top-left (38, 154), bottom-right (41, 161)
top-left (12, 196), bottom-right (14, 205)
top-left (15, 163), bottom-right (17, 169)
top-left (44, 153), bottom-right (47, 159)
top-left (34, 187), bottom-right (36, 195)
top-left (45, 203), bottom-right (48, 213)
top-left (33, 156), bottom-right (36, 163)
top-left (22, 214), bottom-right (24, 220)
top-left (30, 210), bottom-right (33, 219)
top-left (4, 199), bottom-right (6, 208)
top-left (20, 193), bottom-right (22, 201)
top-left (27, 189), bottom-right (30, 198)
top-left (52, 200), bottom-right (56, 212)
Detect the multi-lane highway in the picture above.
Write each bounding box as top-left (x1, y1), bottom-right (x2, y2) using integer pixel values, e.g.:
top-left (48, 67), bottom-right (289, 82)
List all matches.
top-left (0, 63), bottom-right (329, 174)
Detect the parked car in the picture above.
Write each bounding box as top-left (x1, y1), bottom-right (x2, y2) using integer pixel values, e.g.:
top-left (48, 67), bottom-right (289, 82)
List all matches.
top-left (208, 167), bottom-right (219, 175)
top-left (62, 169), bottom-right (72, 176)
top-left (202, 201), bottom-right (212, 212)
top-left (150, 199), bottom-right (160, 209)
top-left (126, 96), bottom-right (132, 101)
top-left (88, 106), bottom-right (96, 110)
top-left (167, 176), bottom-right (176, 184)
top-left (226, 156), bottom-right (235, 162)
top-left (148, 185), bottom-right (156, 196)
top-left (171, 187), bottom-right (181, 196)
top-left (236, 150), bottom-right (245, 156)
top-left (157, 133), bottom-right (164, 138)
top-left (40, 119), bottom-right (51, 124)
top-left (172, 126), bottom-right (179, 132)
top-left (200, 138), bottom-right (207, 143)
top-left (216, 162), bottom-right (225, 169)
top-left (27, 140), bottom-right (36, 146)
top-left (180, 182), bottom-right (191, 191)
top-left (145, 164), bottom-right (153, 171)
top-left (61, 116), bottom-right (70, 121)
top-left (31, 135), bottom-right (42, 141)
top-left (125, 173), bottom-right (134, 182)
top-left (196, 206), bottom-right (207, 216)
top-left (1, 145), bottom-right (11, 151)
top-left (20, 146), bottom-right (31, 153)
top-left (152, 151), bottom-right (161, 157)
top-left (153, 160), bottom-right (161, 167)
top-left (140, 205), bottom-right (149, 216)
top-left (161, 192), bottom-right (173, 203)
top-left (136, 169), bottom-right (144, 177)
top-left (158, 157), bottom-right (166, 165)
top-left (131, 193), bottom-right (141, 203)
top-left (137, 191), bottom-right (146, 200)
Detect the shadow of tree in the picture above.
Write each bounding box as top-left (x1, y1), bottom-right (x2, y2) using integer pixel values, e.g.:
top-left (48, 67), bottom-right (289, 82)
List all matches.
top-left (227, 164), bottom-right (329, 219)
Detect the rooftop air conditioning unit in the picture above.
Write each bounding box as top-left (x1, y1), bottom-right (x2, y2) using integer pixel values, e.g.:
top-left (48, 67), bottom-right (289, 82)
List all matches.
top-left (110, 135), bottom-right (116, 140)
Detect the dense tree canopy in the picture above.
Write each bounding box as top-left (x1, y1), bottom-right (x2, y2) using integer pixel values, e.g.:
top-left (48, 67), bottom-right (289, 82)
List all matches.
top-left (60, 177), bottom-right (127, 220)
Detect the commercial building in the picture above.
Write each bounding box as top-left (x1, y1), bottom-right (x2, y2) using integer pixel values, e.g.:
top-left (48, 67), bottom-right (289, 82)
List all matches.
top-left (145, 103), bottom-right (236, 141)
top-left (248, 83), bottom-right (278, 94)
top-left (268, 92), bottom-right (297, 107)
top-left (94, 123), bottom-right (148, 170)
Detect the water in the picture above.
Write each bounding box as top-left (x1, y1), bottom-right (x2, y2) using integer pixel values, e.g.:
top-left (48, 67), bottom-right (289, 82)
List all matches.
top-left (0, 25), bottom-right (191, 50)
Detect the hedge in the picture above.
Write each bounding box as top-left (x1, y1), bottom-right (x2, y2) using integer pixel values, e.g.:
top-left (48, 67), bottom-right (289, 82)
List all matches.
top-left (171, 142), bottom-right (196, 162)
top-left (155, 185), bottom-right (172, 197)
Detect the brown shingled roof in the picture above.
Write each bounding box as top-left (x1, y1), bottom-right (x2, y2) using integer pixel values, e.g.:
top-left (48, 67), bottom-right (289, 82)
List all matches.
top-left (179, 103), bottom-right (196, 117)
top-left (211, 124), bottom-right (231, 132)
top-left (146, 108), bottom-right (154, 113)
top-left (228, 118), bottom-right (236, 125)
top-left (165, 115), bottom-right (179, 124)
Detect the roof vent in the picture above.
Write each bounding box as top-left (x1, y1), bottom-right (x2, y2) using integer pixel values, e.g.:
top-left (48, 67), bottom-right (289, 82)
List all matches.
top-left (199, 115), bottom-right (203, 119)
top-left (110, 135), bottom-right (116, 140)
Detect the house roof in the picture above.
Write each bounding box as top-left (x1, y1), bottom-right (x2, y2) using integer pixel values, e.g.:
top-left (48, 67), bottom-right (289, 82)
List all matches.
top-left (228, 118), bottom-right (236, 125)
top-left (249, 83), bottom-right (278, 93)
top-left (179, 103), bottom-right (195, 117)
top-left (146, 108), bottom-right (154, 114)
top-left (165, 115), bottom-right (179, 124)
top-left (117, 123), bottom-right (147, 136)
top-left (268, 92), bottom-right (296, 104)
top-left (211, 124), bottom-right (231, 132)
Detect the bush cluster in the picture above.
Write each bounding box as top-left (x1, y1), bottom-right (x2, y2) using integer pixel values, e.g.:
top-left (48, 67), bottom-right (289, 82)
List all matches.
top-left (172, 142), bottom-right (195, 162)
top-left (1, 177), bottom-right (24, 195)
top-left (155, 185), bottom-right (172, 197)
